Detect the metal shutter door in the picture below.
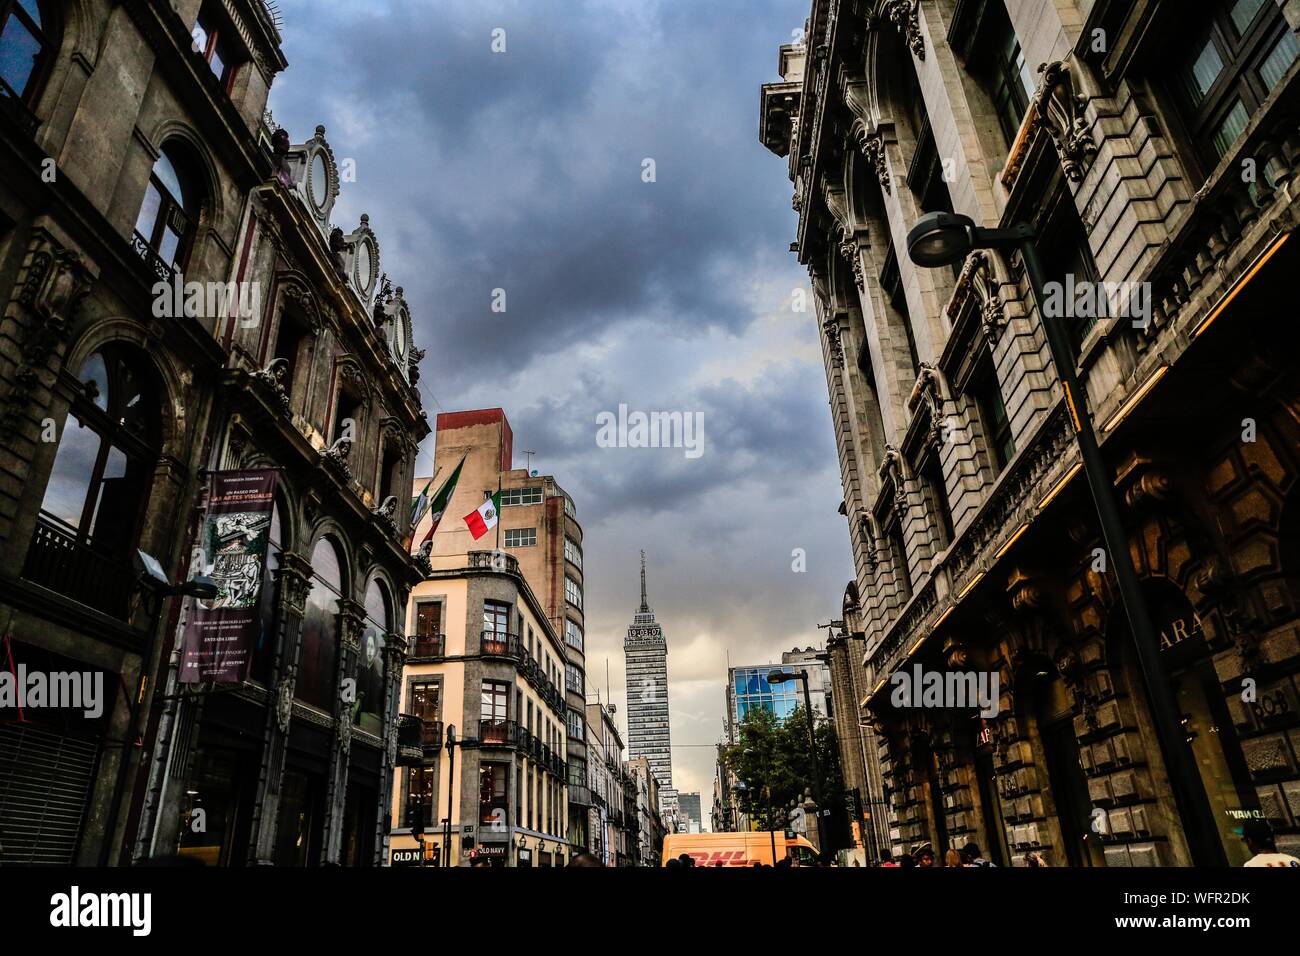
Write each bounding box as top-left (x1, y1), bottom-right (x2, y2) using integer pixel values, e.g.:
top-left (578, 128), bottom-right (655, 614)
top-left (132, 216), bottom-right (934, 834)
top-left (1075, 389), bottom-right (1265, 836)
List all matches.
top-left (0, 721), bottom-right (100, 865)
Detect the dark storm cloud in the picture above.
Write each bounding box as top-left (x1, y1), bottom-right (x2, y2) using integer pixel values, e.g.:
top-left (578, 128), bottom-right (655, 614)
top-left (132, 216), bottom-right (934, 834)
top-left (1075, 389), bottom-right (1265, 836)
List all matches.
top-left (269, 0), bottom-right (805, 387)
top-left (268, 0), bottom-right (831, 812)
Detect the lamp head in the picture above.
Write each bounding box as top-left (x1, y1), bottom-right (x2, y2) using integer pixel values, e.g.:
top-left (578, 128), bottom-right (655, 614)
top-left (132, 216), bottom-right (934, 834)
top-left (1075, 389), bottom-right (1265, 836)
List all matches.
top-left (766, 669), bottom-right (791, 685)
top-left (907, 211), bottom-right (977, 267)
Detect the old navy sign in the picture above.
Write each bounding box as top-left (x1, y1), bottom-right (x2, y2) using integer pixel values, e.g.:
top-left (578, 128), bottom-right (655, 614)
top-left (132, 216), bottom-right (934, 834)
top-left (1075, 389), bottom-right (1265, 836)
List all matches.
top-left (180, 469), bottom-right (278, 684)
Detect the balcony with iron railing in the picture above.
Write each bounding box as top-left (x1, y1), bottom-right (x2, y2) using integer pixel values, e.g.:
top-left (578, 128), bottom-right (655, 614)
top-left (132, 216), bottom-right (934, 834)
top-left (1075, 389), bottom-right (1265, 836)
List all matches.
top-left (395, 714), bottom-right (425, 767)
top-left (130, 232), bottom-right (178, 285)
top-left (408, 633), bottom-right (444, 659)
top-left (22, 512), bottom-right (138, 622)
top-left (477, 629), bottom-right (522, 659)
top-left (478, 718), bottom-right (518, 747)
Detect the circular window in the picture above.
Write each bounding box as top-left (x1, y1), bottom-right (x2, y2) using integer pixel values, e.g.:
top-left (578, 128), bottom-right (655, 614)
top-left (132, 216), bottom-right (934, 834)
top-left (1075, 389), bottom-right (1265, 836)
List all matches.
top-left (356, 239), bottom-right (373, 291)
top-left (395, 311), bottom-right (408, 360)
top-left (309, 152), bottom-right (329, 208)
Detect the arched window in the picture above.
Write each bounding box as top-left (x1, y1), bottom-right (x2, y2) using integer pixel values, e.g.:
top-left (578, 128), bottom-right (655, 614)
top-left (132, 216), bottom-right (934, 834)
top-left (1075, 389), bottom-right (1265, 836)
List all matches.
top-left (355, 578), bottom-right (391, 734)
top-left (134, 145), bottom-right (201, 272)
top-left (26, 347), bottom-right (160, 618)
top-left (38, 347), bottom-right (159, 551)
top-left (0, 0), bottom-right (53, 109)
top-left (298, 537), bottom-right (344, 710)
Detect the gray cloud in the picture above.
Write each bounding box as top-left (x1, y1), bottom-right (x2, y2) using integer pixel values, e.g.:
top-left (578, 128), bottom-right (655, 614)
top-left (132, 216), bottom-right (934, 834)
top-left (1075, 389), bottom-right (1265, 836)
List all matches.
top-left (269, 0), bottom-right (828, 819)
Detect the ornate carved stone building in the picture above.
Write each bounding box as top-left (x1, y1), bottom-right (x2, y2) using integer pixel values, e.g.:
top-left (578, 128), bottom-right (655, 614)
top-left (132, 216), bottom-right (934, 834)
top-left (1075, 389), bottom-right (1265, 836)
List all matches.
top-left (762, 0), bottom-right (1300, 866)
top-left (0, 0), bottom-right (427, 866)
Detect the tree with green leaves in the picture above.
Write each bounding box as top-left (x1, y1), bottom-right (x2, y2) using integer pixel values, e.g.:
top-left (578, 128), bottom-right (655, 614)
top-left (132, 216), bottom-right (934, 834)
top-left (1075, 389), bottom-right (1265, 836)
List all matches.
top-left (719, 704), bottom-right (847, 847)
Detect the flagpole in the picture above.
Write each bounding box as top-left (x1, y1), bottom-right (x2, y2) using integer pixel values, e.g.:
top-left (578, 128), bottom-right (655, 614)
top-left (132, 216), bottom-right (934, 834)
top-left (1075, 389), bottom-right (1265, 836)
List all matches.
top-left (496, 422), bottom-right (504, 551)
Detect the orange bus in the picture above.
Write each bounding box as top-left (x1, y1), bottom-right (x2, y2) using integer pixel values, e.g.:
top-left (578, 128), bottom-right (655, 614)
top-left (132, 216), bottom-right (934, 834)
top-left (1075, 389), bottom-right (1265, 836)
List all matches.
top-left (661, 831), bottom-right (819, 867)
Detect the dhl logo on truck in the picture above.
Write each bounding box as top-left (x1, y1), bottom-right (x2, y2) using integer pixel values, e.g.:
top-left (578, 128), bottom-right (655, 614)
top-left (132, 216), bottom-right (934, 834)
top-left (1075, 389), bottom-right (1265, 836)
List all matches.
top-left (682, 850), bottom-right (751, 866)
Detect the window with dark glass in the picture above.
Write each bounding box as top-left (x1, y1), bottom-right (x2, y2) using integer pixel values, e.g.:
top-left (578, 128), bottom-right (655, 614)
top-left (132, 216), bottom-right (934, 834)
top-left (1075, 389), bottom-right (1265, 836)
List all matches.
top-left (480, 763), bottom-right (508, 826)
top-left (974, 370), bottom-right (1015, 473)
top-left (921, 453), bottom-right (954, 549)
top-left (35, 347), bottom-right (159, 563)
top-left (880, 247), bottom-right (921, 377)
top-left (413, 601), bottom-right (442, 656)
top-left (411, 681), bottom-right (440, 748)
top-left (480, 679), bottom-right (509, 743)
top-left (406, 766), bottom-right (434, 828)
top-left (190, 8), bottom-right (243, 91)
top-left (331, 382), bottom-right (363, 447)
top-left (1168, 0), bottom-right (1299, 170)
top-left (482, 600), bottom-right (510, 654)
top-left (1037, 189), bottom-right (1100, 351)
top-left (0, 0), bottom-right (52, 107)
top-left (888, 518), bottom-right (912, 600)
top-left (977, 0), bottom-right (1035, 149)
top-left (134, 146), bottom-right (200, 272)
top-left (298, 538), bottom-right (344, 710)
top-left (354, 578), bottom-right (390, 734)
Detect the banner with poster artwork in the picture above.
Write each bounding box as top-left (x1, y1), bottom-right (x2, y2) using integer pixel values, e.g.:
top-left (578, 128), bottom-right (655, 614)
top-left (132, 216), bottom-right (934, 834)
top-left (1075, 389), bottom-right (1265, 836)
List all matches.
top-left (180, 469), bottom-right (279, 684)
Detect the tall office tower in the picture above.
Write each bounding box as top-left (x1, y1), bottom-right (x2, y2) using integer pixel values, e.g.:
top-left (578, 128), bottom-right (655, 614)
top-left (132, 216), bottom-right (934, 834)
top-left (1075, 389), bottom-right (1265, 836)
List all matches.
top-left (624, 552), bottom-right (674, 813)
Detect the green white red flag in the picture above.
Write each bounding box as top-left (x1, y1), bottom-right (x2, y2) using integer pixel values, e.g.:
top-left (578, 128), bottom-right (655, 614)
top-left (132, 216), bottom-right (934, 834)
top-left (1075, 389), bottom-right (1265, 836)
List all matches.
top-left (412, 456), bottom-right (466, 551)
top-left (464, 491), bottom-right (501, 540)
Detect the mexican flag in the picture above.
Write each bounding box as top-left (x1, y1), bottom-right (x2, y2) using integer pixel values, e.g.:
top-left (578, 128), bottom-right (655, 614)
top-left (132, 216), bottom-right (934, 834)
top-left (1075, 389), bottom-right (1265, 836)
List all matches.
top-left (412, 456), bottom-right (465, 550)
top-left (464, 491), bottom-right (501, 540)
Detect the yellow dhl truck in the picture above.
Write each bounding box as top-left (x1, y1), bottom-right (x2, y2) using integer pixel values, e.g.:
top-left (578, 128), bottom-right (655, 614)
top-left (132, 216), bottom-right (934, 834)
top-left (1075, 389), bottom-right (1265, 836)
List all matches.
top-left (661, 832), bottom-right (819, 867)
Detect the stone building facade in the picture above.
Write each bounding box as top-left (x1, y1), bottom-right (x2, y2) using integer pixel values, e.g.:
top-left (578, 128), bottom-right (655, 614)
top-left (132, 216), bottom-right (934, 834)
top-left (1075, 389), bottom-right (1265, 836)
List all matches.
top-left (389, 549), bottom-right (569, 867)
top-left (0, 0), bottom-right (428, 866)
top-left (762, 0), bottom-right (1300, 866)
top-left (0, 0), bottom-right (288, 865)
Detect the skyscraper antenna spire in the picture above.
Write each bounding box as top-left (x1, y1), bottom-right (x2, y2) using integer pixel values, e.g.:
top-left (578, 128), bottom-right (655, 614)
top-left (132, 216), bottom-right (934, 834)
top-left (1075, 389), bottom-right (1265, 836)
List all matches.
top-left (639, 549), bottom-right (649, 613)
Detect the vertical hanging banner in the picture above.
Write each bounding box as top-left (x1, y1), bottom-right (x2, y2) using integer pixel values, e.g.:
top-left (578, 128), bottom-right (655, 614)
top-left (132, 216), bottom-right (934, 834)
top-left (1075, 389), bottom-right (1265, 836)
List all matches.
top-left (180, 469), bottom-right (279, 684)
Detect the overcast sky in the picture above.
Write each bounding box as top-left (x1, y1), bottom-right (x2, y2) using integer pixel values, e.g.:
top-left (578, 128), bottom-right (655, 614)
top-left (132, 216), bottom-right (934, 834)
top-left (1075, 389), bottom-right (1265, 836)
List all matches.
top-left (269, 0), bottom-right (845, 821)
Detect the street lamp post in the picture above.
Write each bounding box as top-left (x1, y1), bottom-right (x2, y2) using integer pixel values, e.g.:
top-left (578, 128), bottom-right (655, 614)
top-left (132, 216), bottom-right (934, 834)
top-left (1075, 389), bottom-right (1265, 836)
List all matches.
top-left (444, 724), bottom-right (457, 868)
top-left (905, 211), bottom-right (1213, 861)
top-left (766, 669), bottom-right (828, 857)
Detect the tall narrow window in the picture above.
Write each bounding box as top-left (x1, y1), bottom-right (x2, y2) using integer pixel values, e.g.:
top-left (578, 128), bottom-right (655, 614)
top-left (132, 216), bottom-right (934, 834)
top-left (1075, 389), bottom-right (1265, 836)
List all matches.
top-left (921, 453), bottom-right (954, 549)
top-left (27, 347), bottom-right (160, 618)
top-left (889, 519), bottom-right (912, 600)
top-left (355, 579), bottom-right (390, 734)
top-left (480, 680), bottom-right (509, 744)
top-left (980, 1), bottom-right (1035, 149)
top-left (1038, 189), bottom-right (1101, 351)
top-left (134, 146), bottom-right (200, 272)
top-left (880, 248), bottom-right (921, 377)
top-left (412, 601), bottom-right (442, 657)
top-left (190, 7), bottom-right (244, 92)
top-left (298, 538), bottom-right (344, 710)
top-left (975, 371), bottom-right (1015, 474)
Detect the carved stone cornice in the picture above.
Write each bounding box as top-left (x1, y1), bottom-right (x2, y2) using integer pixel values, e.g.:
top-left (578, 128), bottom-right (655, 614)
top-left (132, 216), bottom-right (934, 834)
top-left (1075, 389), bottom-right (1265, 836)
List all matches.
top-left (1031, 60), bottom-right (1096, 183)
top-left (339, 599), bottom-right (366, 653)
top-left (1, 237), bottom-right (93, 437)
top-left (878, 444), bottom-right (908, 517)
top-left (865, 0), bottom-right (926, 62)
top-left (823, 317), bottom-right (846, 369)
top-left (947, 250), bottom-right (1005, 342)
top-left (907, 362), bottom-right (949, 450)
top-left (276, 553), bottom-right (314, 612)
